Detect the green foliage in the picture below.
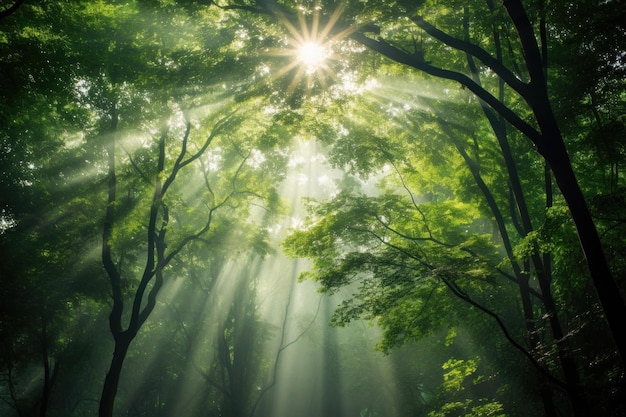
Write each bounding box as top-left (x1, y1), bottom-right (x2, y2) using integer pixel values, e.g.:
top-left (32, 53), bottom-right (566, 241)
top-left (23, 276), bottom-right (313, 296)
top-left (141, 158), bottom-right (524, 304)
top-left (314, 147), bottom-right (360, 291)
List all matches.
top-left (1, 0), bottom-right (625, 416)
top-left (428, 400), bottom-right (506, 417)
top-left (441, 357), bottom-right (479, 392)
top-left (284, 175), bottom-right (506, 353)
top-left (424, 357), bottom-right (508, 417)
top-left (1, 0), bottom-right (291, 414)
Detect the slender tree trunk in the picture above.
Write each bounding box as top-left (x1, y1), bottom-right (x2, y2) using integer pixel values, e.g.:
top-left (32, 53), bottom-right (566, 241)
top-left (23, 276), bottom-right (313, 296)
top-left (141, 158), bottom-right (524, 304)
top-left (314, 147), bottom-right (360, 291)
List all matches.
top-left (39, 316), bottom-right (50, 417)
top-left (99, 102), bottom-right (129, 417)
top-left (97, 109), bottom-right (206, 417)
top-left (99, 333), bottom-right (133, 417)
top-left (448, 124), bottom-right (564, 415)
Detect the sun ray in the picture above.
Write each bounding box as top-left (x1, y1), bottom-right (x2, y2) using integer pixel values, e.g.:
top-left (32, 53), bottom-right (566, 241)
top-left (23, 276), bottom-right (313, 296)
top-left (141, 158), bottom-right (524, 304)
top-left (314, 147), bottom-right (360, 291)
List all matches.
top-left (279, 11), bottom-right (306, 45)
top-left (262, 4), bottom-right (356, 99)
top-left (311, 8), bottom-right (320, 41)
top-left (287, 65), bottom-right (308, 95)
top-left (298, 12), bottom-right (310, 41)
top-left (270, 59), bottom-right (301, 82)
top-left (318, 3), bottom-right (346, 40)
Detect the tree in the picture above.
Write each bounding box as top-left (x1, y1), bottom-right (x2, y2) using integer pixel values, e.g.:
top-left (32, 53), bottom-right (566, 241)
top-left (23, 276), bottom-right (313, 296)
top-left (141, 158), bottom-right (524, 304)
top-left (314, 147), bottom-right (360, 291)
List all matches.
top-left (19, 2), bottom-right (291, 415)
top-left (229, 0), bottom-right (626, 367)
top-left (0, 2), bottom-right (108, 415)
top-left (2, 1), bottom-right (288, 415)
top-left (1, 0), bottom-right (623, 416)
top-left (269, 1), bottom-right (625, 412)
top-left (93, 74), bottom-right (286, 417)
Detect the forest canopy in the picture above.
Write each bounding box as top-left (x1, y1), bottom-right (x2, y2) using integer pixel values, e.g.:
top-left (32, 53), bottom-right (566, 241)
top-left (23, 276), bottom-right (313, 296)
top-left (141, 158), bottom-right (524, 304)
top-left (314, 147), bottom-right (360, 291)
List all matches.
top-left (1, 1), bottom-right (625, 417)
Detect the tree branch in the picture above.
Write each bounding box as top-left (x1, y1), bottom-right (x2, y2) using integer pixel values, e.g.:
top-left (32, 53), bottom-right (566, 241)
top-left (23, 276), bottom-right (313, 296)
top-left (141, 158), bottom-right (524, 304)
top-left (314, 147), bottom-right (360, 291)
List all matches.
top-left (0, 0), bottom-right (27, 20)
top-left (249, 284), bottom-right (323, 417)
top-left (437, 272), bottom-right (568, 391)
top-left (501, 0), bottom-right (546, 88)
top-left (128, 127), bottom-right (167, 333)
top-left (409, 15), bottom-right (529, 97)
top-left (349, 32), bottom-right (542, 144)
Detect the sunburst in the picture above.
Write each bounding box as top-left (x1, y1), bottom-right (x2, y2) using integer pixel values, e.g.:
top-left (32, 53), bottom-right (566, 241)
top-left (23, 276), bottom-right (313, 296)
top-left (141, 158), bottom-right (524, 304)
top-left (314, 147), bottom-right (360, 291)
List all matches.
top-left (267, 4), bottom-right (356, 96)
top-left (297, 41), bottom-right (328, 70)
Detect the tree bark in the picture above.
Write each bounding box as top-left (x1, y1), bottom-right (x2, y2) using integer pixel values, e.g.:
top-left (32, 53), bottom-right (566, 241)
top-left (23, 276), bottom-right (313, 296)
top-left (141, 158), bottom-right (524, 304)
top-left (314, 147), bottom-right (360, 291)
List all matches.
top-left (99, 333), bottom-right (133, 417)
top-left (539, 120), bottom-right (626, 363)
top-left (500, 3), bottom-right (626, 363)
top-left (462, 10), bottom-right (589, 410)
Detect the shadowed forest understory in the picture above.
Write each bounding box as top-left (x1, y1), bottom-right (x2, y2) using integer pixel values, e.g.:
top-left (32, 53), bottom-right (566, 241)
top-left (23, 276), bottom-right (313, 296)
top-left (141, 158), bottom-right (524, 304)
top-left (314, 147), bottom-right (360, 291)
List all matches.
top-left (1, 1), bottom-right (625, 416)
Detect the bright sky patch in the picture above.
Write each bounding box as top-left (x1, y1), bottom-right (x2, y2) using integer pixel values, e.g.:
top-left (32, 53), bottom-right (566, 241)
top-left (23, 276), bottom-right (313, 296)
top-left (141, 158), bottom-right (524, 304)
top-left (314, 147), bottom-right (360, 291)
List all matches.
top-left (297, 41), bottom-right (328, 70)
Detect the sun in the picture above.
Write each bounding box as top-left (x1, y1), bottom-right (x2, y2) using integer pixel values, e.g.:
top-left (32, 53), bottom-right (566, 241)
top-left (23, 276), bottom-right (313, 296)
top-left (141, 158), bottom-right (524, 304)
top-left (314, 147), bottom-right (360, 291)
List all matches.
top-left (265, 5), bottom-right (356, 96)
top-left (297, 41), bottom-right (329, 71)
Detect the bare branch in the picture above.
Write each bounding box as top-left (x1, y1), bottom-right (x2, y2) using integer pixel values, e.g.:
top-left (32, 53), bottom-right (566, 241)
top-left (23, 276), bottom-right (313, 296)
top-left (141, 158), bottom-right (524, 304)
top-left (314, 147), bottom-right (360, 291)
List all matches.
top-left (249, 288), bottom-right (323, 417)
top-left (162, 110), bottom-right (238, 196)
top-left (385, 157), bottom-right (436, 241)
top-left (129, 128), bottom-right (168, 332)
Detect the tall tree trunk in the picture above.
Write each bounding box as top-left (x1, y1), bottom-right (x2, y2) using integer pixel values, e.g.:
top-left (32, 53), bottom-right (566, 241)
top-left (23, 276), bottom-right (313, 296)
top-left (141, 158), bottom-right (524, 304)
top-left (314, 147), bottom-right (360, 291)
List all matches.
top-left (446, 123), bottom-right (564, 415)
top-left (99, 103), bottom-right (125, 417)
top-left (99, 112), bottom-right (170, 417)
top-left (462, 8), bottom-right (586, 409)
top-left (502, 0), bottom-right (626, 366)
top-left (99, 333), bottom-right (133, 417)
top-left (540, 124), bottom-right (626, 362)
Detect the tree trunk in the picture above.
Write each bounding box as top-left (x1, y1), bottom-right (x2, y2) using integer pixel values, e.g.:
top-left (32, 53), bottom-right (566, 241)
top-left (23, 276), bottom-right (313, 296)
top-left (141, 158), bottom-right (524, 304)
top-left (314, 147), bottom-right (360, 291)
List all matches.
top-left (502, 0), bottom-right (626, 366)
top-left (449, 126), bottom-right (575, 413)
top-left (461, 21), bottom-right (586, 404)
top-left (543, 133), bottom-right (626, 363)
top-left (99, 333), bottom-right (132, 417)
top-left (526, 84), bottom-right (626, 364)
top-left (39, 316), bottom-right (50, 417)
